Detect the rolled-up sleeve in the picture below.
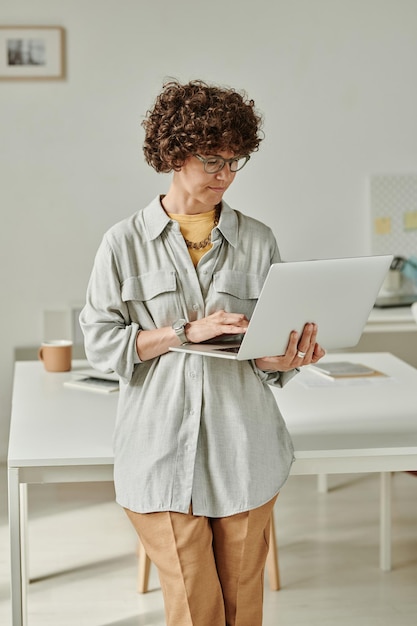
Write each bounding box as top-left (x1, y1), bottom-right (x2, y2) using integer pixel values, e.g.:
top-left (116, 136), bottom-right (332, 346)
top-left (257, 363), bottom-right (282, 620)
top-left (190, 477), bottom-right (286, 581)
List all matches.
top-left (79, 236), bottom-right (140, 383)
top-left (253, 364), bottom-right (299, 387)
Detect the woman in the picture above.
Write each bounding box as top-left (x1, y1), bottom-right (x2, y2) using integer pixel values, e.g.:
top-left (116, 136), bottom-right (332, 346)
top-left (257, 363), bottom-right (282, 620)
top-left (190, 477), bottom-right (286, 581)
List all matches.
top-left (80, 79), bottom-right (325, 626)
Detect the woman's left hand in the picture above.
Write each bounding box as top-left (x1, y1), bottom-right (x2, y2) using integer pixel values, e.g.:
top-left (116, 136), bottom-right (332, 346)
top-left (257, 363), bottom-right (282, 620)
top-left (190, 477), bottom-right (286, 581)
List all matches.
top-left (255, 322), bottom-right (326, 372)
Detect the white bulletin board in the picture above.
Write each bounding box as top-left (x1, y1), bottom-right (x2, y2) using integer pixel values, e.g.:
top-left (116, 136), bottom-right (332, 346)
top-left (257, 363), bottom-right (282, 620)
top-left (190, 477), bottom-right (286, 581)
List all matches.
top-left (370, 174), bottom-right (417, 258)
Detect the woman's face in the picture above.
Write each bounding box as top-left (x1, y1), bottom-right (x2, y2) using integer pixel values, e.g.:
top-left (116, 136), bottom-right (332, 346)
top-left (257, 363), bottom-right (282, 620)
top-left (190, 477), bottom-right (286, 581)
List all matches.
top-left (173, 150), bottom-right (237, 211)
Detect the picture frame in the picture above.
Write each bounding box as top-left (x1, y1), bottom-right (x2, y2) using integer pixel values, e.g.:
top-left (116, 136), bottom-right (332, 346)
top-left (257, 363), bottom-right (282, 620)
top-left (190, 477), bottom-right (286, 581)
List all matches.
top-left (0, 26), bottom-right (65, 80)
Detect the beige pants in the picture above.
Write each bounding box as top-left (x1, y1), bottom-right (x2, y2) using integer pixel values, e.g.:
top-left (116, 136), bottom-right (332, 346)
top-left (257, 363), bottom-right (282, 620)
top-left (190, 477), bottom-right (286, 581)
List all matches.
top-left (125, 496), bottom-right (277, 626)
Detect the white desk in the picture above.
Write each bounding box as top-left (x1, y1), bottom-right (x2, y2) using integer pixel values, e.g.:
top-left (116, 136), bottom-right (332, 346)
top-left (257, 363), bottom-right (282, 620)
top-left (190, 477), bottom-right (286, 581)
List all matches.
top-left (8, 361), bottom-right (116, 626)
top-left (352, 306), bottom-right (417, 368)
top-left (365, 306), bottom-right (417, 333)
top-left (8, 354), bottom-right (417, 626)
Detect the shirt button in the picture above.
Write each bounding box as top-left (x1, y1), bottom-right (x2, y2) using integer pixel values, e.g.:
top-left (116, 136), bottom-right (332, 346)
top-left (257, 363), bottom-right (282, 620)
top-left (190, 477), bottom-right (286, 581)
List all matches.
top-left (189, 409), bottom-right (195, 415)
top-left (192, 304), bottom-right (199, 311)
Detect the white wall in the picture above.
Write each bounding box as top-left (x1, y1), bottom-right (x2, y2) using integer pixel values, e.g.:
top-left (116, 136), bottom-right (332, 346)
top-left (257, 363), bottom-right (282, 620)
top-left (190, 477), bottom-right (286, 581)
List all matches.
top-left (1, 0), bottom-right (417, 460)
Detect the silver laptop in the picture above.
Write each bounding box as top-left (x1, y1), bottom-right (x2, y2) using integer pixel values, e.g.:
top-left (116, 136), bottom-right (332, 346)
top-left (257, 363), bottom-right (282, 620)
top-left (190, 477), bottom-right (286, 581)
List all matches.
top-left (169, 255), bottom-right (393, 360)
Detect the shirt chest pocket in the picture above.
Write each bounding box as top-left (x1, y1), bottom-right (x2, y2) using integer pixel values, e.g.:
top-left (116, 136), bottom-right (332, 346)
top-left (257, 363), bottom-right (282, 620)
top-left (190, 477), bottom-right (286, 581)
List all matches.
top-left (121, 270), bottom-right (179, 327)
top-left (212, 270), bottom-right (265, 318)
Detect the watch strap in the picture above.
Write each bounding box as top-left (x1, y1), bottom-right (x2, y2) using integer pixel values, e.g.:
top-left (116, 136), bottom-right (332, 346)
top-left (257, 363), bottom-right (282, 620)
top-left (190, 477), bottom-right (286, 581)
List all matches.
top-left (172, 319), bottom-right (189, 345)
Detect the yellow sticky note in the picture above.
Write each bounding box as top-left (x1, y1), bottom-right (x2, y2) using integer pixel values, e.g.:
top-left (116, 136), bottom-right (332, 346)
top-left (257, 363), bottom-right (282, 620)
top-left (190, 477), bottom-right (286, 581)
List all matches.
top-left (374, 217), bottom-right (391, 235)
top-left (404, 211), bottom-right (417, 230)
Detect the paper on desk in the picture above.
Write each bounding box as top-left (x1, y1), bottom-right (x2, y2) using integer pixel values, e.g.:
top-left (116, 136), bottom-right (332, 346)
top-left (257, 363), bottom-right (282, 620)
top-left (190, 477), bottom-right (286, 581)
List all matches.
top-left (297, 368), bottom-right (396, 388)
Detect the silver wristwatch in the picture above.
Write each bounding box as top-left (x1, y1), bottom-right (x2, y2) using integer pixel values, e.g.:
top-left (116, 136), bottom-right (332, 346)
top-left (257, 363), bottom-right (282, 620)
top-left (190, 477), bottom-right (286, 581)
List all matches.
top-left (172, 318), bottom-right (189, 345)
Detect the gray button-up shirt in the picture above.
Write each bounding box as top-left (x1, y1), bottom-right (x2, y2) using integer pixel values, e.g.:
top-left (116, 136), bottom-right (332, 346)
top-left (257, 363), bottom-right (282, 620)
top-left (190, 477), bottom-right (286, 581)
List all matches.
top-left (80, 196), bottom-right (296, 517)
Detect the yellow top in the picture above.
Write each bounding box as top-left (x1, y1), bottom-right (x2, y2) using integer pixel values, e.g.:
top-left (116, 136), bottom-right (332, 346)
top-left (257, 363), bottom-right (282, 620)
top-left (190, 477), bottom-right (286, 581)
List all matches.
top-left (167, 208), bottom-right (217, 267)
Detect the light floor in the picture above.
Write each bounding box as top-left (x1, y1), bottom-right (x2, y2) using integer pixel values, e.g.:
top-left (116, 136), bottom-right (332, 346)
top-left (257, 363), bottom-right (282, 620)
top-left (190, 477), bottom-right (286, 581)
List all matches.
top-left (1, 466), bottom-right (416, 626)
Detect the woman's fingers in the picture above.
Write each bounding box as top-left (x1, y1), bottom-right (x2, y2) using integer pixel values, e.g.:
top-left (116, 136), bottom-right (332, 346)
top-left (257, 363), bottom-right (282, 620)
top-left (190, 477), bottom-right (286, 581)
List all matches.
top-left (255, 323), bottom-right (326, 372)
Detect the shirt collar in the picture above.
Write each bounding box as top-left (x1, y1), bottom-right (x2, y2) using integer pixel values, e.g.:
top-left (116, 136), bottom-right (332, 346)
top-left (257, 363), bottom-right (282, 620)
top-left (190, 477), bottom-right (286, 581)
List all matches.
top-left (214, 200), bottom-right (238, 247)
top-left (142, 196), bottom-right (239, 247)
top-left (142, 196), bottom-right (171, 240)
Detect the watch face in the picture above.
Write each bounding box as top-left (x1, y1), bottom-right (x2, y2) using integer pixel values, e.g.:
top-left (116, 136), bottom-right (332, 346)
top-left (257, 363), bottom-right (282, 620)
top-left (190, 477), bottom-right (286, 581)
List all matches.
top-left (173, 318), bottom-right (186, 330)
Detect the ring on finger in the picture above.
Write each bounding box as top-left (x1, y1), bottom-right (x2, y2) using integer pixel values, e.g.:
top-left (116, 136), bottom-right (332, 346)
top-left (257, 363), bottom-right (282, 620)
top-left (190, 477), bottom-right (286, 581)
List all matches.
top-left (297, 350), bottom-right (306, 358)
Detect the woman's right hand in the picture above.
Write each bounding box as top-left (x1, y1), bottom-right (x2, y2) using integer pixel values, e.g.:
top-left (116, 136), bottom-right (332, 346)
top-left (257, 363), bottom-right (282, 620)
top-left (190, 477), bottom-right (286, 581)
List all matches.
top-left (136, 310), bottom-right (248, 361)
top-left (184, 310), bottom-right (249, 344)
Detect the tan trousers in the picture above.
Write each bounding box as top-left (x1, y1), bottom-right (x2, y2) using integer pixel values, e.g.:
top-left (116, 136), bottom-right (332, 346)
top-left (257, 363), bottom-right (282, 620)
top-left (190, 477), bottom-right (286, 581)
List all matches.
top-left (125, 496), bottom-right (277, 626)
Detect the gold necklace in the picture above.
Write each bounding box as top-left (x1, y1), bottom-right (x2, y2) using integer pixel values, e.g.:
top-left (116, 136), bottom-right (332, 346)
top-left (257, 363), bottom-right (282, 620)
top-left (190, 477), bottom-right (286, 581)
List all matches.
top-left (184, 205), bottom-right (221, 250)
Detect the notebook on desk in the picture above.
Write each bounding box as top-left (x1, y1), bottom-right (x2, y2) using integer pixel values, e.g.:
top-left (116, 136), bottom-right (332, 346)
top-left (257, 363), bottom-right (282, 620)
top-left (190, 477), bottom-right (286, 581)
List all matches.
top-left (64, 368), bottom-right (120, 393)
top-left (169, 255), bottom-right (393, 361)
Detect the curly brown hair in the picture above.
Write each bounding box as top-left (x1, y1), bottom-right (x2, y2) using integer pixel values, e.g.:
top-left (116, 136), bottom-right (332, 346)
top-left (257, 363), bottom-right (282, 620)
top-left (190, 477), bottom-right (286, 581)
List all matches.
top-left (142, 80), bottom-right (263, 173)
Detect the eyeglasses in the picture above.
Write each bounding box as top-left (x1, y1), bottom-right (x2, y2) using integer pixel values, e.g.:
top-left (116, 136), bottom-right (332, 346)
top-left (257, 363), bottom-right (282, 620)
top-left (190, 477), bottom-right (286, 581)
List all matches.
top-left (194, 153), bottom-right (250, 174)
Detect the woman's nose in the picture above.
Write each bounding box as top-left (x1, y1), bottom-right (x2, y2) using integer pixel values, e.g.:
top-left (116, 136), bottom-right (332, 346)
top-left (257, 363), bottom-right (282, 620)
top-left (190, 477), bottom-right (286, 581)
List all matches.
top-left (215, 165), bottom-right (235, 181)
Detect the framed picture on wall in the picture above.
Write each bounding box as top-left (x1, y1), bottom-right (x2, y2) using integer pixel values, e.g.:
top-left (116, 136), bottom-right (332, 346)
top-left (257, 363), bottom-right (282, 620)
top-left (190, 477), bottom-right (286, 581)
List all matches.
top-left (0, 26), bottom-right (65, 80)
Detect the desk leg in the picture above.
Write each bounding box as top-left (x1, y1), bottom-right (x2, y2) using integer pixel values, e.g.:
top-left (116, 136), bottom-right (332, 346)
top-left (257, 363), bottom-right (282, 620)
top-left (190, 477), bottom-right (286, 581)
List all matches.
top-left (317, 474), bottom-right (328, 493)
top-left (8, 467), bottom-right (27, 626)
top-left (380, 472), bottom-right (392, 572)
top-left (20, 484), bottom-right (28, 587)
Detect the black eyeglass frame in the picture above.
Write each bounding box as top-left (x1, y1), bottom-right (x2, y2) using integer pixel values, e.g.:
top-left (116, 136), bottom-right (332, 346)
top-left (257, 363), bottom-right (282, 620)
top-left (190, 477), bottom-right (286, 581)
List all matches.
top-left (194, 153), bottom-right (251, 173)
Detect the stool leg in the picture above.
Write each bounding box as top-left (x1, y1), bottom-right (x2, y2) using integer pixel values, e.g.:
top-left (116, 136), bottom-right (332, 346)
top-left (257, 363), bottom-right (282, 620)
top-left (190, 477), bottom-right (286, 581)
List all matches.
top-left (137, 540), bottom-right (151, 593)
top-left (265, 509), bottom-right (280, 590)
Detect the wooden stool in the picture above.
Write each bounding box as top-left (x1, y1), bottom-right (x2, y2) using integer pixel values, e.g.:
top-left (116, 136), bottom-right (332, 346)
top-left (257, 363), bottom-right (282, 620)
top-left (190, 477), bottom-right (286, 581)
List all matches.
top-left (137, 509), bottom-right (280, 593)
